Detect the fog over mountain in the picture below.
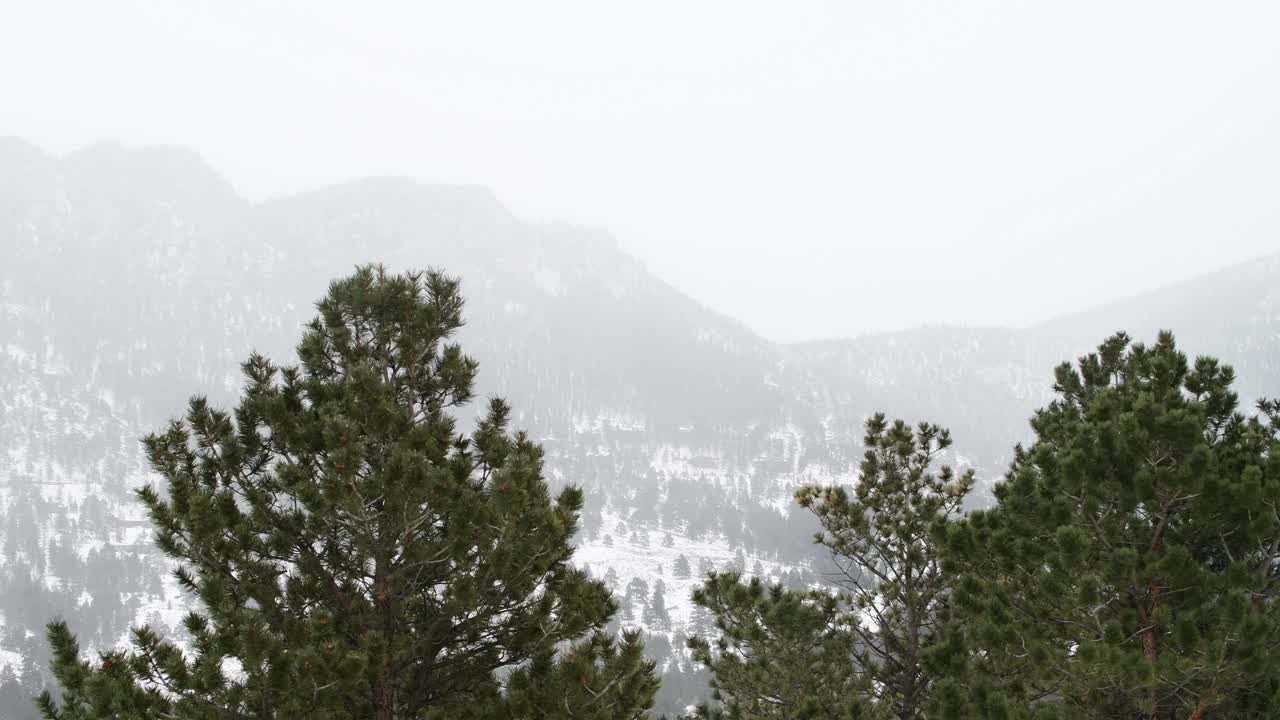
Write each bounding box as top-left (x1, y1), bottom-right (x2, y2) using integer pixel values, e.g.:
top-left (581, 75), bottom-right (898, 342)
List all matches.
top-left (1, 139), bottom-right (1278, 714)
top-left (8, 2), bottom-right (1280, 342)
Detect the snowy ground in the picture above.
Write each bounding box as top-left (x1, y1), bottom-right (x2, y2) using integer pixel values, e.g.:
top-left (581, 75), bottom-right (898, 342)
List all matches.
top-left (575, 508), bottom-right (808, 632)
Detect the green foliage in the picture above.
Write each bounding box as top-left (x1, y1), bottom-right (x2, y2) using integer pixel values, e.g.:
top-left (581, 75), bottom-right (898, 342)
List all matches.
top-left (38, 266), bottom-right (656, 719)
top-left (503, 630), bottom-right (658, 719)
top-left (936, 332), bottom-right (1280, 719)
top-left (687, 415), bottom-right (973, 719)
top-left (796, 415), bottom-right (974, 720)
top-left (686, 573), bottom-right (866, 720)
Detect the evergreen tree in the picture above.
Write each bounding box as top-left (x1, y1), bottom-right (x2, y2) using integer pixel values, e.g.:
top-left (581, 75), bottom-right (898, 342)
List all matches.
top-left (642, 580), bottom-right (670, 632)
top-left (795, 414), bottom-right (974, 720)
top-left (503, 630), bottom-right (658, 720)
top-left (935, 332), bottom-right (1280, 719)
top-left (686, 574), bottom-right (865, 719)
top-left (687, 414), bottom-right (969, 719)
top-left (626, 577), bottom-right (651, 619)
top-left (674, 555), bottom-right (692, 579)
top-left (38, 266), bottom-right (656, 720)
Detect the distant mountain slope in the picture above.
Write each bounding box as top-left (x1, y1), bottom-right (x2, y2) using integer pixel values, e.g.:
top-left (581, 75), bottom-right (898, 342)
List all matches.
top-left (1034, 251), bottom-right (1280, 403)
top-left (251, 175), bottom-right (797, 437)
top-left (796, 249), bottom-right (1280, 468)
top-left (1, 139), bottom-right (1276, 715)
top-left (795, 325), bottom-right (1044, 468)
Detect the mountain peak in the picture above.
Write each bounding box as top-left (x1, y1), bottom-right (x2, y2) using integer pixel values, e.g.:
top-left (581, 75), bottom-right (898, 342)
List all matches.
top-left (0, 136), bottom-right (47, 164)
top-left (61, 141), bottom-right (243, 208)
top-left (269, 175), bottom-right (516, 224)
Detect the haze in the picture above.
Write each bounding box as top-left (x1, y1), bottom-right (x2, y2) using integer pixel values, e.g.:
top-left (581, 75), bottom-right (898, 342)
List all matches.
top-left (4, 0), bottom-right (1279, 341)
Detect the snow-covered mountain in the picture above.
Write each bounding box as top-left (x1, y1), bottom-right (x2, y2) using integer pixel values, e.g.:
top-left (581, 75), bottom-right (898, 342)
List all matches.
top-left (2, 138), bottom-right (1277, 715)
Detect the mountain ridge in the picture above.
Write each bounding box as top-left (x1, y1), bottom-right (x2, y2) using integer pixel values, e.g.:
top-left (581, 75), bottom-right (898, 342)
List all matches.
top-left (15, 138), bottom-right (1275, 346)
top-left (2, 138), bottom-right (1278, 715)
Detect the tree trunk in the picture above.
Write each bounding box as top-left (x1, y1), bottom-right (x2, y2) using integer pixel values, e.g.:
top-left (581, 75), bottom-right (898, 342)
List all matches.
top-left (375, 563), bottom-right (399, 720)
top-left (1134, 585), bottom-right (1160, 719)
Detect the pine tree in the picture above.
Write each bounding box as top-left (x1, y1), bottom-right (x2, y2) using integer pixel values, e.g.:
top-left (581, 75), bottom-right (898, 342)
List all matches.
top-left (795, 414), bottom-right (974, 720)
top-left (503, 630), bottom-right (658, 720)
top-left (674, 555), bottom-right (692, 579)
top-left (686, 574), bottom-right (866, 720)
top-left (642, 580), bottom-right (670, 632)
top-left (935, 332), bottom-right (1280, 719)
top-left (686, 414), bottom-right (969, 719)
top-left (626, 577), bottom-right (650, 619)
top-left (38, 266), bottom-right (656, 720)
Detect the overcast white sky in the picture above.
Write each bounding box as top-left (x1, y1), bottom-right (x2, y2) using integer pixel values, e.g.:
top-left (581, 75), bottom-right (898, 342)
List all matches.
top-left (3, 1), bottom-right (1279, 341)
